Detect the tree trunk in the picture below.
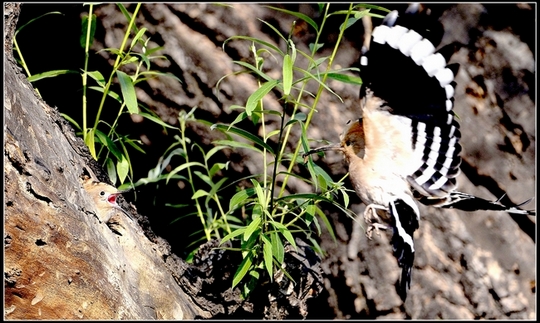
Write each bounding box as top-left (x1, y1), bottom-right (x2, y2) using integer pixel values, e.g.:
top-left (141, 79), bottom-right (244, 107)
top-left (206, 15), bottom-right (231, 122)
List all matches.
top-left (5, 3), bottom-right (535, 320)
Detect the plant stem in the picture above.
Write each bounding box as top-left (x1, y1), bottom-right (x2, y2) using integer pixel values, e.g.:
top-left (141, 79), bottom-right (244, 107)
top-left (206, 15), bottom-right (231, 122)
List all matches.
top-left (82, 4), bottom-right (94, 142)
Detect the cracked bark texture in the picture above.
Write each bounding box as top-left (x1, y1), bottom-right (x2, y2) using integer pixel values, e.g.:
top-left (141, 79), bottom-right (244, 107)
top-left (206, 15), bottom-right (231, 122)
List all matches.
top-left (5, 3), bottom-right (536, 319)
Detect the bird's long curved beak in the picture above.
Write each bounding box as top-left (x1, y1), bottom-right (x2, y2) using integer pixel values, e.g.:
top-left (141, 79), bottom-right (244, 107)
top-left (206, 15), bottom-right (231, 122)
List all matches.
top-left (303, 143), bottom-right (342, 163)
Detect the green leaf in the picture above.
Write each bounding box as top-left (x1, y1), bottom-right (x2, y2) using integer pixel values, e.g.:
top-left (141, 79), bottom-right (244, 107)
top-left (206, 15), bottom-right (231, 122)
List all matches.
top-left (136, 111), bottom-right (178, 129)
top-left (251, 179), bottom-right (266, 208)
top-left (105, 157), bottom-right (117, 185)
top-left (85, 128), bottom-right (97, 160)
top-left (339, 16), bottom-right (359, 32)
top-left (224, 35), bottom-right (284, 56)
top-left (282, 54), bottom-right (293, 96)
top-left (326, 72), bottom-right (363, 85)
top-left (27, 69), bottom-right (79, 82)
top-left (213, 139), bottom-right (263, 154)
top-left (246, 80), bottom-right (279, 116)
top-left (229, 188), bottom-right (256, 212)
top-left (166, 161), bottom-right (205, 184)
top-left (265, 5), bottom-right (319, 33)
top-left (232, 251), bottom-right (254, 289)
top-left (205, 177), bottom-right (228, 205)
top-left (305, 203), bottom-right (316, 225)
top-left (211, 124), bottom-right (274, 154)
top-left (88, 86), bottom-right (122, 103)
top-left (309, 42), bottom-right (324, 53)
top-left (232, 61), bottom-right (273, 83)
top-left (130, 27), bottom-right (147, 50)
top-left (86, 70), bottom-right (106, 88)
top-left (316, 206), bottom-right (336, 242)
top-left (243, 214), bottom-right (261, 242)
top-left (270, 231), bottom-right (284, 264)
top-left (15, 11), bottom-right (62, 37)
top-left (116, 70), bottom-right (138, 114)
top-left (270, 221), bottom-right (296, 249)
top-left (93, 129), bottom-right (123, 161)
top-left (80, 14), bottom-right (97, 48)
top-left (60, 113), bottom-right (81, 131)
top-left (117, 155), bottom-right (129, 184)
top-left (192, 189), bottom-right (208, 200)
top-left (221, 227), bottom-right (247, 244)
top-left (262, 235), bottom-right (273, 280)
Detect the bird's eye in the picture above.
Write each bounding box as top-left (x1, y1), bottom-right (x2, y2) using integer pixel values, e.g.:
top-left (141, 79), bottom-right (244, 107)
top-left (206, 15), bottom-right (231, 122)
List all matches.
top-left (100, 191), bottom-right (105, 196)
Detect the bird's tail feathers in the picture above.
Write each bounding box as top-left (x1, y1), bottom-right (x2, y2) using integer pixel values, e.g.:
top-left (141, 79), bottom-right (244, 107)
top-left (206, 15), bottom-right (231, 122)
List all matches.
top-left (389, 199), bottom-right (419, 300)
top-left (440, 191), bottom-right (535, 216)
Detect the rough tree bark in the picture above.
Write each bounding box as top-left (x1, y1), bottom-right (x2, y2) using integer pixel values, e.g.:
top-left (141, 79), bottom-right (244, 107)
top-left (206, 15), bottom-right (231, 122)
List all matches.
top-left (5, 3), bottom-right (536, 320)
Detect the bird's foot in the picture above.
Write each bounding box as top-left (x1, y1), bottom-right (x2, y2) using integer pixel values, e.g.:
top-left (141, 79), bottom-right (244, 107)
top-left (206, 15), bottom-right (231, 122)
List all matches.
top-left (366, 222), bottom-right (388, 240)
top-left (364, 204), bottom-right (388, 239)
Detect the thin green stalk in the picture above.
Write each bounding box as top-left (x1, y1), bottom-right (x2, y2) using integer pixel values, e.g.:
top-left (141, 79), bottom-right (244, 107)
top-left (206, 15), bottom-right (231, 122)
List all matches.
top-left (92, 3), bottom-right (141, 131)
top-left (279, 3), bottom-right (354, 196)
top-left (269, 105), bottom-right (288, 212)
top-left (276, 3), bottom-right (331, 199)
top-left (82, 4), bottom-right (94, 141)
top-left (179, 114), bottom-right (211, 241)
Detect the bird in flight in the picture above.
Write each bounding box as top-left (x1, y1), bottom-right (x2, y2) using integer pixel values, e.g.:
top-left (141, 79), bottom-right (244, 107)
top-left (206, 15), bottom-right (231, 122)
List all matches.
top-left (304, 4), bottom-right (535, 300)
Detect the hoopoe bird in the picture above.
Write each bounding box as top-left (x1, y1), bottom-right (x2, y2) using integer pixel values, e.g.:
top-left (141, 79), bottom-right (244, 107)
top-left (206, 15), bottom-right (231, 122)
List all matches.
top-left (82, 176), bottom-right (133, 223)
top-left (304, 5), bottom-right (535, 300)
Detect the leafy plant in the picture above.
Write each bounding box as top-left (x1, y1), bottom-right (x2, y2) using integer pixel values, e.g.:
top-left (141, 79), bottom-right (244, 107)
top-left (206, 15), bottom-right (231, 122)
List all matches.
top-left (13, 3), bottom-right (180, 186)
top-left (211, 3), bottom-right (384, 298)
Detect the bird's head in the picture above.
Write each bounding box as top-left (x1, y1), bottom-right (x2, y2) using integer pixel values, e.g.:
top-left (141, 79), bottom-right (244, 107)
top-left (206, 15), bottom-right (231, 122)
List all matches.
top-left (302, 118), bottom-right (365, 164)
top-left (82, 177), bottom-right (123, 210)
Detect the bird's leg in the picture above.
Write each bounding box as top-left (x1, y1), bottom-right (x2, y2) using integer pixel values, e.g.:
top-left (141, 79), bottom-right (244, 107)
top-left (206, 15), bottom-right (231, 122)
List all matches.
top-left (364, 204), bottom-right (388, 240)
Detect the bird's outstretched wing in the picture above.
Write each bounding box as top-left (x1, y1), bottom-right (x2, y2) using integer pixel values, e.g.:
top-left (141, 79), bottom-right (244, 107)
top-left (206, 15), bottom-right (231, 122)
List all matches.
top-left (360, 5), bottom-right (462, 200)
top-left (358, 5), bottom-right (462, 299)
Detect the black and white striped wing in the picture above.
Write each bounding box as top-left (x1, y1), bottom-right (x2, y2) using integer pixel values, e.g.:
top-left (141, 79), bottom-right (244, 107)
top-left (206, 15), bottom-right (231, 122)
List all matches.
top-left (360, 7), bottom-right (462, 201)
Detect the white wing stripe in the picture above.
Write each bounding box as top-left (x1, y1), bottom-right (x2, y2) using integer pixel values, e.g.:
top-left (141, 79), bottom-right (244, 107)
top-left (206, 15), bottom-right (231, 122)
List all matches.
top-left (398, 30), bottom-right (423, 56)
top-left (387, 25), bottom-right (409, 49)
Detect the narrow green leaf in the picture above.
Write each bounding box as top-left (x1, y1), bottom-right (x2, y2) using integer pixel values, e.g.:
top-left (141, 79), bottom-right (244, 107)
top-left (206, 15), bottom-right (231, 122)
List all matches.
top-left (221, 227), bottom-right (247, 245)
top-left (224, 35), bottom-right (284, 56)
top-left (246, 80), bottom-right (279, 116)
top-left (130, 27), bottom-right (147, 49)
top-left (326, 72), bottom-right (363, 85)
top-left (305, 203), bottom-right (316, 225)
top-left (229, 188), bottom-right (256, 211)
top-left (88, 86), bottom-right (122, 103)
top-left (86, 70), bottom-right (106, 88)
top-left (232, 251), bottom-right (254, 288)
top-left (251, 179), bottom-right (266, 208)
top-left (205, 177), bottom-right (228, 205)
top-left (316, 206), bottom-right (336, 242)
top-left (117, 155), bottom-right (129, 184)
top-left (282, 54), bottom-right (293, 96)
top-left (192, 189), bottom-right (208, 200)
top-left (211, 124), bottom-right (274, 154)
top-left (271, 221), bottom-right (296, 249)
top-left (28, 69), bottom-right (79, 82)
top-left (243, 214), bottom-right (261, 242)
top-left (166, 161), bottom-right (205, 184)
top-left (85, 128), bottom-right (97, 160)
top-left (116, 70), bottom-right (138, 114)
top-left (105, 157), bottom-right (117, 185)
top-left (232, 61), bottom-right (273, 83)
top-left (93, 129), bottom-right (123, 160)
top-left (209, 162), bottom-right (228, 178)
top-left (213, 139), bottom-right (263, 154)
top-left (271, 231), bottom-right (284, 264)
top-left (265, 5), bottom-right (319, 32)
top-left (262, 235), bottom-right (273, 280)
top-left (60, 113), bottom-right (81, 131)
top-left (136, 111), bottom-right (178, 129)
top-left (80, 14), bottom-right (97, 48)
